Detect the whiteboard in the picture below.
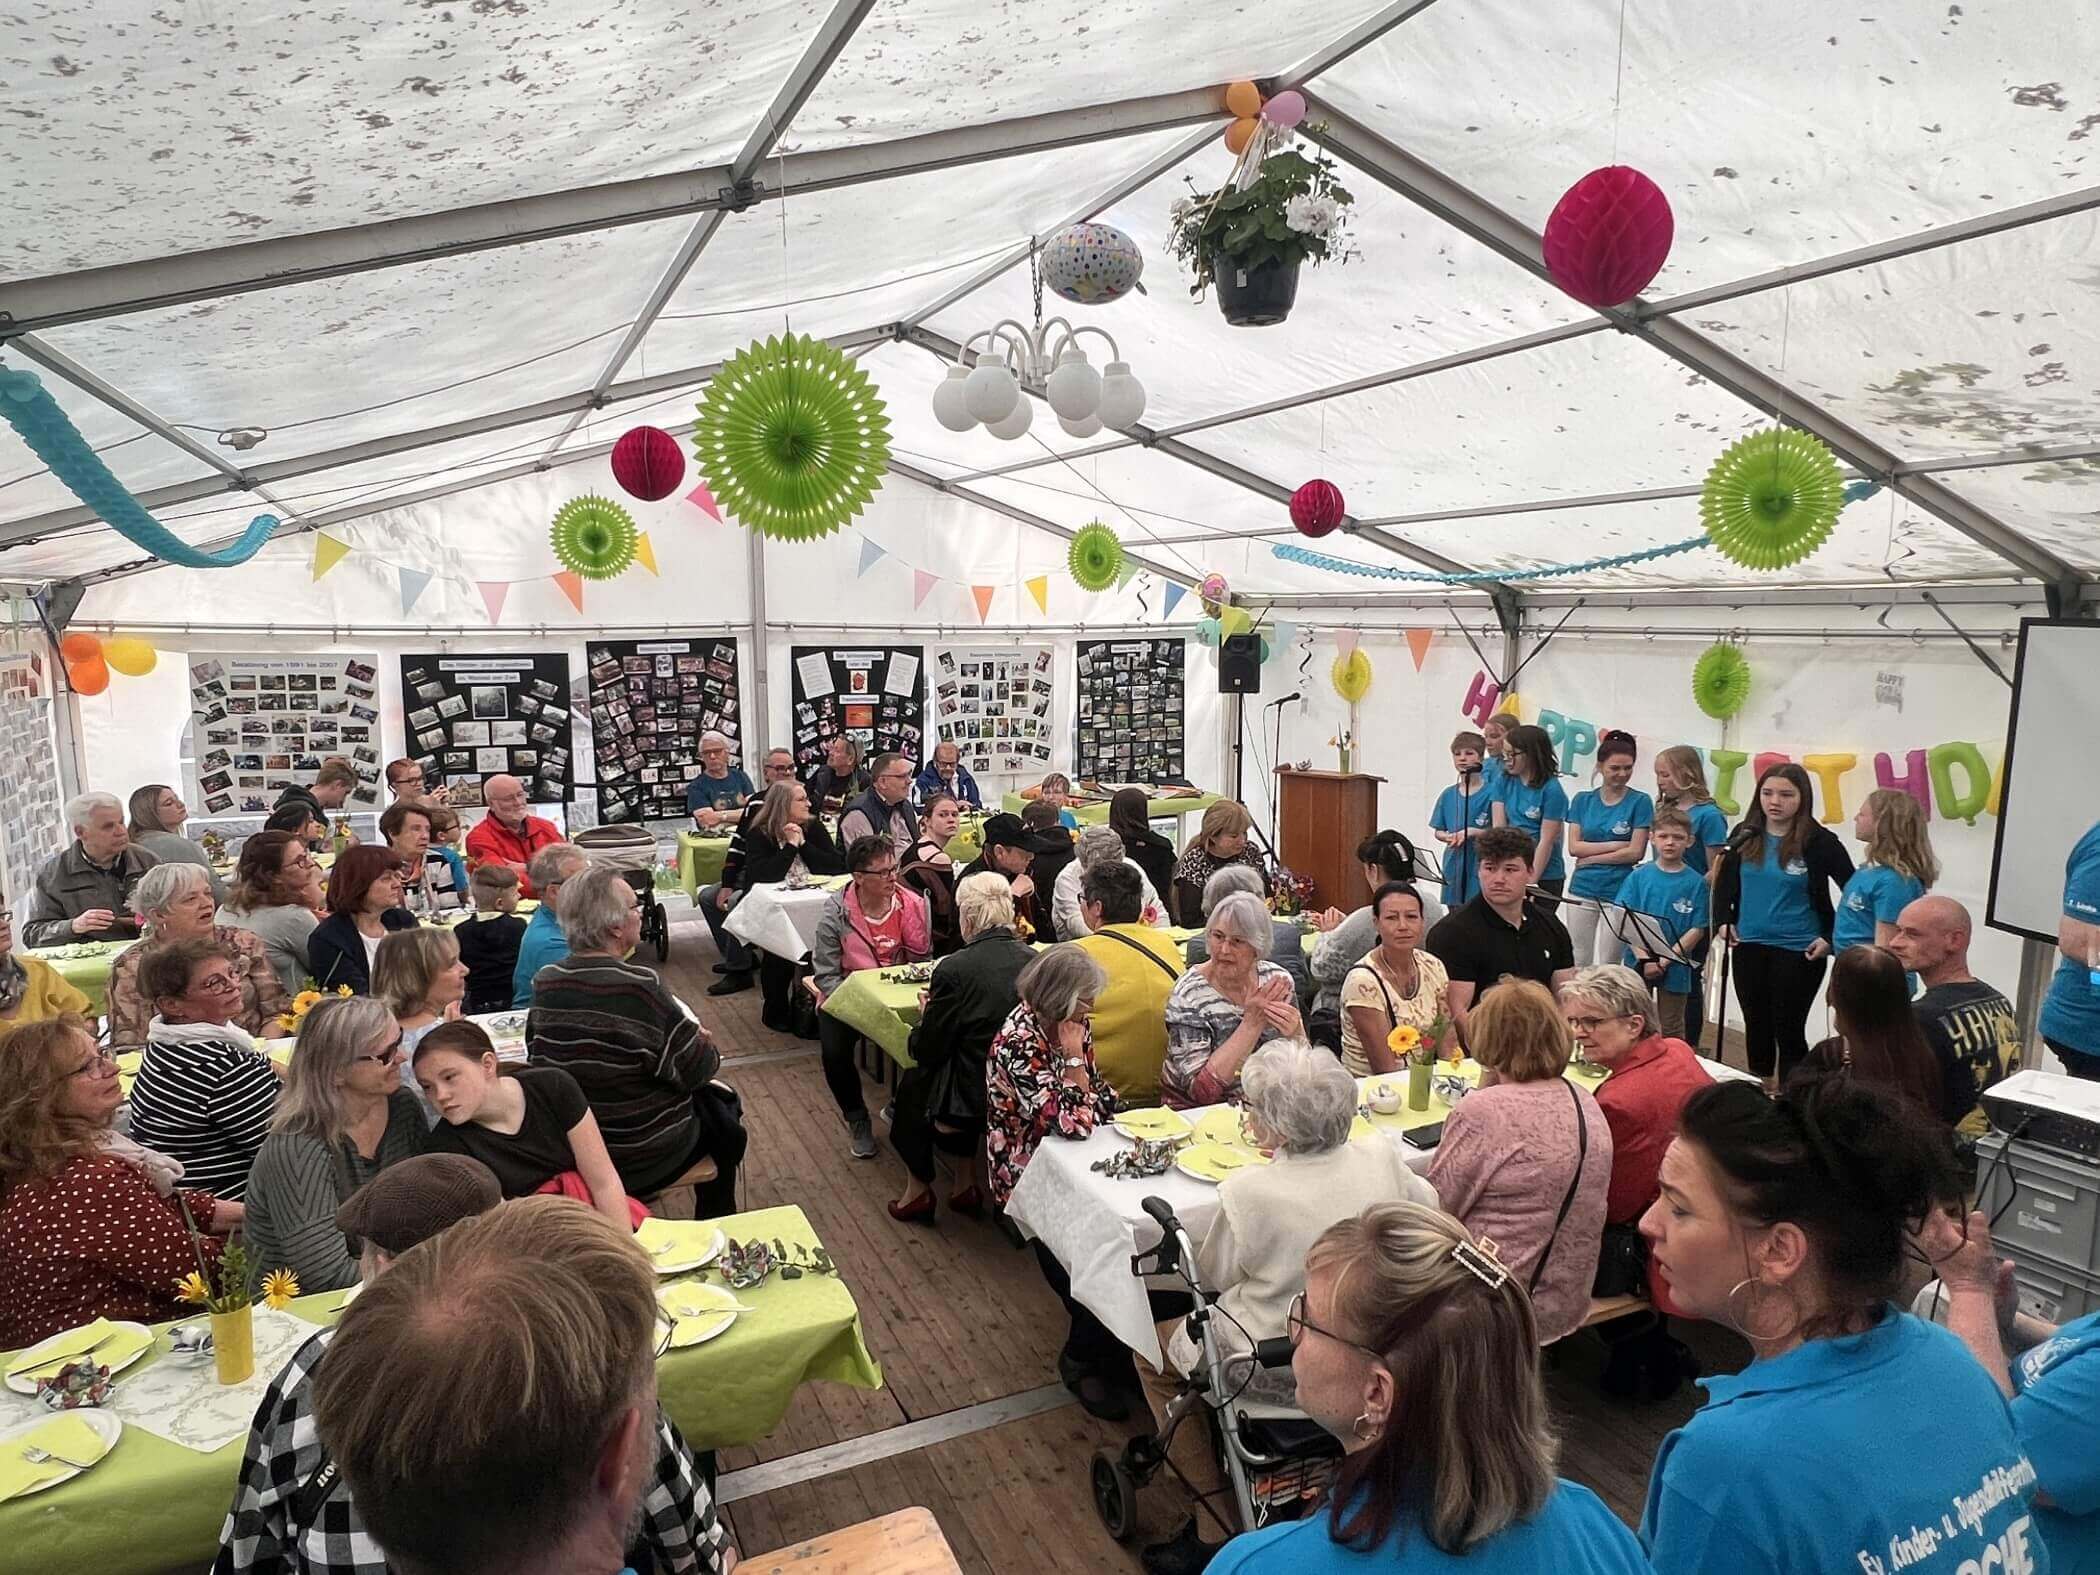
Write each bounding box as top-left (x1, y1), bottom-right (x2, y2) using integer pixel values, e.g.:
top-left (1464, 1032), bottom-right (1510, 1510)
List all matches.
top-left (1988, 620), bottom-right (2100, 943)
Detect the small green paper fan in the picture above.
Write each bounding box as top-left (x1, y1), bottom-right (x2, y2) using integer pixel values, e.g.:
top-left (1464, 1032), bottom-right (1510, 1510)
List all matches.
top-left (1068, 522), bottom-right (1125, 592)
top-left (550, 494), bottom-right (639, 579)
top-left (692, 333), bottom-right (892, 541)
top-left (1700, 428), bottom-right (1845, 571)
top-left (1692, 642), bottom-right (1753, 720)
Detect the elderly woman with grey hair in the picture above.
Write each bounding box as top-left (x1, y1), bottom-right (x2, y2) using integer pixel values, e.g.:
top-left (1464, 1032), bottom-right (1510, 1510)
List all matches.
top-left (1049, 824), bottom-right (1168, 941)
top-left (985, 943), bottom-right (1130, 1417)
top-left (1136, 1039), bottom-right (1441, 1556)
top-left (1161, 890), bottom-right (1304, 1109)
top-left (1180, 862), bottom-right (1313, 1008)
top-left (527, 865), bottom-right (742, 1215)
top-left (106, 862), bottom-right (288, 1048)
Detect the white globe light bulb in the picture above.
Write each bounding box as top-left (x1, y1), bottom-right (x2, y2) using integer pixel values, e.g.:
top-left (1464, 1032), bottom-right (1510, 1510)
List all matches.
top-left (1058, 410), bottom-right (1105, 438)
top-left (1096, 361), bottom-right (1147, 430)
top-left (963, 361), bottom-right (1020, 424)
top-left (986, 398), bottom-right (1034, 441)
top-left (1043, 348), bottom-right (1101, 421)
top-left (931, 365), bottom-right (977, 431)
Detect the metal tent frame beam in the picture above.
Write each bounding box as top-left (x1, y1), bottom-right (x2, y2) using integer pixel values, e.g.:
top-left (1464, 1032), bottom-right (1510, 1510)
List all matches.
top-left (887, 459), bottom-right (1195, 590)
top-left (535, 0), bottom-right (881, 466)
top-left (1302, 99), bottom-right (2084, 598)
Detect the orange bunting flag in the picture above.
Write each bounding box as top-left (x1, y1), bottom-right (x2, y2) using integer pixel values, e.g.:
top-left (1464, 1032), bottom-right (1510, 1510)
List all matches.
top-left (311, 533), bottom-right (351, 581)
top-left (552, 571), bottom-right (585, 614)
top-left (1405, 628), bottom-right (1434, 671)
top-left (477, 581), bottom-right (510, 624)
top-left (1024, 575), bottom-right (1049, 616)
top-left (970, 585), bottom-right (996, 623)
top-left (634, 532), bottom-right (658, 576)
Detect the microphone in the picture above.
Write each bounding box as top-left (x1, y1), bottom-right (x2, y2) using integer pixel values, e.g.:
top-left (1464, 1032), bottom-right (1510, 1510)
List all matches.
top-left (1263, 692), bottom-right (1303, 710)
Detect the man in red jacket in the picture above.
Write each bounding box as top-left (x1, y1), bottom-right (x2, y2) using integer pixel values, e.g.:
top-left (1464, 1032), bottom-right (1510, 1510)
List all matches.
top-left (465, 774), bottom-right (564, 896)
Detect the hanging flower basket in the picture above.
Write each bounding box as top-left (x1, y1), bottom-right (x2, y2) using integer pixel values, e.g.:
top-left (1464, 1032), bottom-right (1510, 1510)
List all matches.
top-left (1168, 138), bottom-right (1355, 329)
top-left (1209, 252), bottom-right (1301, 327)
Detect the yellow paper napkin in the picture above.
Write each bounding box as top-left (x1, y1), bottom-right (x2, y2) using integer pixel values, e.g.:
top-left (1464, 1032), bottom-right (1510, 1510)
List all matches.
top-left (0, 1415), bottom-right (110, 1502)
top-left (5, 1319), bottom-right (115, 1380)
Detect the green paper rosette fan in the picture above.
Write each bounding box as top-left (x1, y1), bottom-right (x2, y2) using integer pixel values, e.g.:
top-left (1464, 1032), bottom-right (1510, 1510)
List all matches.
top-left (1691, 641), bottom-right (1753, 720)
top-left (1068, 522), bottom-right (1126, 592)
top-left (1699, 428), bottom-right (1845, 571)
top-left (550, 494), bottom-right (639, 579)
top-left (692, 333), bottom-right (892, 540)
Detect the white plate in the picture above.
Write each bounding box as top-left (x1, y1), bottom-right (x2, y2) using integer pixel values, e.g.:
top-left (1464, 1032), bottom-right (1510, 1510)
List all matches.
top-left (656, 1282), bottom-right (746, 1347)
top-left (638, 1225), bottom-right (727, 1276)
top-left (0, 1407), bottom-right (122, 1497)
top-left (4, 1322), bottom-right (154, 1395)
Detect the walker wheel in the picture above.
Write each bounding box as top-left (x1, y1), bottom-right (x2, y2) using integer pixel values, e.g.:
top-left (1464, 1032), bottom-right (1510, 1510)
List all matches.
top-left (1091, 1448), bottom-right (1138, 1542)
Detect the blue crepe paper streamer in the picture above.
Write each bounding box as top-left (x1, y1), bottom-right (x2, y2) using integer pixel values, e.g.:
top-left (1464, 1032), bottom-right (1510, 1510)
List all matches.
top-left (1271, 535), bottom-right (1709, 584)
top-left (0, 365), bottom-right (278, 567)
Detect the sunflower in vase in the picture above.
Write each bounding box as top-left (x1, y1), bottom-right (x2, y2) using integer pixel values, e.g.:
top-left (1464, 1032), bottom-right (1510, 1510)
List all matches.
top-left (276, 984), bottom-right (353, 1036)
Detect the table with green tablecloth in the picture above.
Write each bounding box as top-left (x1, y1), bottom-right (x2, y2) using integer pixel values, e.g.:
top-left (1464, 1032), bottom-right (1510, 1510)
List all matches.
top-left (23, 938), bottom-right (135, 1016)
top-left (0, 1203), bottom-right (880, 1574)
top-left (998, 791), bottom-right (1217, 838)
top-left (678, 828), bottom-right (736, 900)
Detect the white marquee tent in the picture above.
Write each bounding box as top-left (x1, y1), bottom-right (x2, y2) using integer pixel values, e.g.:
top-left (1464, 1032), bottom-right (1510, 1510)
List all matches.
top-left (2, 0), bottom-right (2096, 1010)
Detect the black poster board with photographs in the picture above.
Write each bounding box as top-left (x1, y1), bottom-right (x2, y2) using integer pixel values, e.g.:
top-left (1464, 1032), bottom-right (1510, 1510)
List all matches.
top-left (788, 645), bottom-right (924, 778)
top-left (189, 652), bottom-right (384, 816)
top-left (1073, 638), bottom-right (1186, 782)
top-left (396, 652), bottom-right (574, 808)
top-left (585, 636), bottom-right (742, 824)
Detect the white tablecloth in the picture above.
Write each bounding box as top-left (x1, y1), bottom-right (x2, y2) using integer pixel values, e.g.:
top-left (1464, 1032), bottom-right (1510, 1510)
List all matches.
top-left (1004, 1057), bottom-right (1761, 1364)
top-left (724, 879), bottom-right (840, 962)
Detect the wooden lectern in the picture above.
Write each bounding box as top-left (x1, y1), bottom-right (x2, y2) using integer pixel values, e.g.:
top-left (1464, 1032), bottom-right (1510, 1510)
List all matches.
top-left (1276, 768), bottom-right (1382, 909)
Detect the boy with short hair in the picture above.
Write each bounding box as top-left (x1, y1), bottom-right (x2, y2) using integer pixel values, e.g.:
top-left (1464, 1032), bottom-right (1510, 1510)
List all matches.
top-left (1615, 807), bottom-right (1709, 1039)
top-left (454, 862), bottom-right (528, 1014)
top-left (1429, 731), bottom-right (1492, 907)
top-left (1035, 771), bottom-right (1082, 831)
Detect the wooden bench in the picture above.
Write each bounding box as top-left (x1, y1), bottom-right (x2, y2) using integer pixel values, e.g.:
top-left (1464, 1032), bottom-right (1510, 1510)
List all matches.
top-left (740, 1507), bottom-right (961, 1574)
top-left (1581, 1294), bottom-right (1651, 1329)
top-left (644, 1155), bottom-right (720, 1220)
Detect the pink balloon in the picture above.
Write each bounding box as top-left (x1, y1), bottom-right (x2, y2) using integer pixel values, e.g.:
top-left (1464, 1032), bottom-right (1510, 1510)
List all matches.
top-left (1264, 89), bottom-right (1307, 130)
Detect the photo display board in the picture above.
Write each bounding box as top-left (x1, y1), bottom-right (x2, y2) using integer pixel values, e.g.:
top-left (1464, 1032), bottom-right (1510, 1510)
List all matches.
top-left (189, 652), bottom-right (383, 815)
top-left (789, 645), bottom-right (924, 775)
top-left (933, 645), bottom-right (1055, 776)
top-left (0, 652), bottom-right (67, 900)
top-left (397, 652), bottom-right (574, 808)
top-left (585, 635), bottom-right (742, 824)
top-left (1074, 638), bottom-right (1186, 782)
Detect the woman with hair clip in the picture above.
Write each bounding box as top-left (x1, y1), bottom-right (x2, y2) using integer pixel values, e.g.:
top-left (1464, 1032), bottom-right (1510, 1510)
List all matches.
top-left (1205, 1200), bottom-right (1649, 1573)
top-left (1565, 731), bottom-right (1653, 967)
top-left (1712, 763), bottom-right (1855, 1094)
top-left (1793, 945), bottom-right (1945, 1119)
top-left (1490, 725), bottom-right (1570, 898)
top-left (1640, 1076), bottom-right (2040, 1572)
top-left (1834, 787), bottom-right (1939, 953)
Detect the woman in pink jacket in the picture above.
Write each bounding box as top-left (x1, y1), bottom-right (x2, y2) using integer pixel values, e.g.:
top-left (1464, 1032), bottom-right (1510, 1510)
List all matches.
top-left (809, 834), bottom-right (932, 1158)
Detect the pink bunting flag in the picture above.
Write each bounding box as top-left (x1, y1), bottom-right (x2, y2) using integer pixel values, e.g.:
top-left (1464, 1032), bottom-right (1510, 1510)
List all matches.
top-left (913, 569), bottom-right (940, 609)
top-left (1335, 628), bottom-right (1361, 660)
top-left (477, 581), bottom-right (510, 624)
top-left (685, 482), bottom-right (722, 522)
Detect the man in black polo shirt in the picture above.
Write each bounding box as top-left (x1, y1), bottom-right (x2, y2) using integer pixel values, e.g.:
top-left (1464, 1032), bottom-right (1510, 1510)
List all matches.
top-left (1425, 825), bottom-right (1576, 1044)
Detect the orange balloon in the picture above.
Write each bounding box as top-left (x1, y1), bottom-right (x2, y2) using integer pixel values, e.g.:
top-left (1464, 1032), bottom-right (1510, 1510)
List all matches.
top-left (59, 631), bottom-right (102, 664)
top-left (1225, 80), bottom-right (1262, 119)
top-left (67, 656), bottom-right (109, 696)
top-left (1224, 116), bottom-right (1260, 155)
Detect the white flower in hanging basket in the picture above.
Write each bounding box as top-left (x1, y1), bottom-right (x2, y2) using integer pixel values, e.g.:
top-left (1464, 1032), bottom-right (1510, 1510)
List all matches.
top-left (1168, 196), bottom-right (1199, 225)
top-left (1284, 193), bottom-right (1340, 237)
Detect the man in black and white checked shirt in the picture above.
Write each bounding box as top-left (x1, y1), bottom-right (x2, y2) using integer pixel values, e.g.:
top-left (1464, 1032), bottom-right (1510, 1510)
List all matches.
top-left (212, 1156), bottom-right (732, 1574)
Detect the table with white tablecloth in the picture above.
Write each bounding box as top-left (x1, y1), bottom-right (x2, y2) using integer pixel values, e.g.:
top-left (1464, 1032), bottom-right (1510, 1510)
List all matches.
top-left (724, 876), bottom-right (848, 962)
top-left (1004, 1057), bottom-right (1761, 1364)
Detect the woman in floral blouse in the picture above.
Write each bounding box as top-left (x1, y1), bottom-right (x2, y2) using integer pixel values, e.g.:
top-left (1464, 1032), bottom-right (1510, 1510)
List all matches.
top-left (985, 944), bottom-right (1129, 1418)
top-left (0, 1015), bottom-right (241, 1347)
top-left (107, 862), bottom-right (288, 1050)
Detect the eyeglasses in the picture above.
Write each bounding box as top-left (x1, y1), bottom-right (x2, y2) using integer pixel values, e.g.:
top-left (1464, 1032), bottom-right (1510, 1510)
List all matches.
top-left (1285, 1291), bottom-right (1383, 1358)
top-left (859, 865), bottom-right (898, 880)
top-left (193, 972), bottom-right (243, 996)
top-left (66, 1046), bottom-right (118, 1079)
top-left (0, 906), bottom-right (13, 924)
top-left (652, 1316), bottom-right (676, 1359)
top-left (353, 1038), bottom-right (405, 1066)
top-left (1564, 1015), bottom-right (1620, 1034)
top-left (393, 772), bottom-right (425, 786)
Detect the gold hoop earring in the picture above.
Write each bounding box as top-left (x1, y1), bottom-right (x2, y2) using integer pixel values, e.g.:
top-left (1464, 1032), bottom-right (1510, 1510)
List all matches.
top-left (1724, 1276), bottom-right (1801, 1344)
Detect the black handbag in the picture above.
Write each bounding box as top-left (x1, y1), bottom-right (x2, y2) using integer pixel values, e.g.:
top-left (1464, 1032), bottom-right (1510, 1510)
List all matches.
top-left (689, 1079), bottom-right (749, 1173)
top-left (1591, 1221), bottom-right (1650, 1298)
top-left (787, 965), bottom-right (823, 1040)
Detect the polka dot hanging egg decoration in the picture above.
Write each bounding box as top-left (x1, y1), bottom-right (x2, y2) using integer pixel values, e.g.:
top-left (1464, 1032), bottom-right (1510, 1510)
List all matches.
top-left (1041, 223), bottom-right (1145, 306)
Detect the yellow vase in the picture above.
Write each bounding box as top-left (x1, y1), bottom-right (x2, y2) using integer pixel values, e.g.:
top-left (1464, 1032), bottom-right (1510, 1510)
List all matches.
top-left (211, 1304), bottom-right (255, 1385)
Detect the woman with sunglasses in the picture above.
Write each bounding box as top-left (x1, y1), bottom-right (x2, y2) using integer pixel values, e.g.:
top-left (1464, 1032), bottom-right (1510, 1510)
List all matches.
top-left (243, 996), bottom-right (431, 1292)
top-left (1208, 1201), bottom-right (1648, 1573)
top-left (127, 937), bottom-right (283, 1199)
top-left (0, 1015), bottom-right (243, 1347)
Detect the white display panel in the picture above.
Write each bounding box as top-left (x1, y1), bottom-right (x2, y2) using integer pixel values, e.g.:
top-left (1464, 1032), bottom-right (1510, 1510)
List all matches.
top-left (1989, 621), bottom-right (2100, 943)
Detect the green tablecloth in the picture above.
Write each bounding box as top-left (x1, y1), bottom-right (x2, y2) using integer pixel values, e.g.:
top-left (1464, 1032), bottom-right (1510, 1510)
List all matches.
top-left (997, 791), bottom-right (1218, 828)
top-left (0, 1204), bottom-right (878, 1574)
top-left (679, 829), bottom-right (735, 900)
top-left (23, 939), bottom-right (134, 1016)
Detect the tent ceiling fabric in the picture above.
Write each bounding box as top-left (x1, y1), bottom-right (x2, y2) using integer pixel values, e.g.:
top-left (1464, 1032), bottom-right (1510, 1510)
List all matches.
top-left (4, 0), bottom-right (2094, 599)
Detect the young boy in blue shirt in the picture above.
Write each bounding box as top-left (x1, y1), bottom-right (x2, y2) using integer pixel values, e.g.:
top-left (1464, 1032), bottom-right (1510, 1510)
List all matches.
top-left (1429, 731), bottom-right (1493, 907)
top-left (1616, 807), bottom-right (1708, 1039)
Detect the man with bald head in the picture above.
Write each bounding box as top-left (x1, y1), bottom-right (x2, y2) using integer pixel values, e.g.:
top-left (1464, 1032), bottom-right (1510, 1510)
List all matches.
top-left (465, 774), bottom-right (564, 897)
top-left (1888, 894), bottom-right (2020, 1135)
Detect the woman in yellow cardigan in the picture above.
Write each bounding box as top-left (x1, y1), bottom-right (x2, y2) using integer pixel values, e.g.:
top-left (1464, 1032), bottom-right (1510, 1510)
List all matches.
top-left (0, 888), bottom-right (92, 1030)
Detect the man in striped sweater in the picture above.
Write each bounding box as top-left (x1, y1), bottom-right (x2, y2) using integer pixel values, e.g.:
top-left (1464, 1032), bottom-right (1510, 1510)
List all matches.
top-left (524, 866), bottom-right (742, 1215)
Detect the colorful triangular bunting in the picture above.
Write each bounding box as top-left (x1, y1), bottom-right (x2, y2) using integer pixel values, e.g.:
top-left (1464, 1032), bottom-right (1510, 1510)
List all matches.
top-left (311, 532), bottom-right (351, 581)
top-left (685, 481), bottom-right (722, 522)
top-left (398, 566), bottom-right (433, 616)
top-left (1335, 628), bottom-right (1361, 660)
top-left (913, 569), bottom-right (940, 609)
top-left (477, 581), bottom-right (510, 624)
top-left (1116, 559), bottom-right (1141, 591)
top-left (970, 585), bottom-right (996, 623)
top-left (1404, 627), bottom-right (1434, 671)
top-left (1024, 575), bottom-right (1049, 616)
top-left (634, 532), bottom-right (658, 576)
top-left (552, 571), bottom-right (585, 614)
top-left (858, 537), bottom-right (888, 577)
top-left (1162, 582), bottom-right (1187, 619)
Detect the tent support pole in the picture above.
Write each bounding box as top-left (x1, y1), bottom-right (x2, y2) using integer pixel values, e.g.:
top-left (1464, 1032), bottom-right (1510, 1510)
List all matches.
top-left (747, 532), bottom-right (771, 762)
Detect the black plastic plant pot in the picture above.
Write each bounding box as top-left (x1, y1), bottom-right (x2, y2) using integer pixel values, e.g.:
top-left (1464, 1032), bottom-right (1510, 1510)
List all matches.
top-left (1211, 253), bottom-right (1302, 326)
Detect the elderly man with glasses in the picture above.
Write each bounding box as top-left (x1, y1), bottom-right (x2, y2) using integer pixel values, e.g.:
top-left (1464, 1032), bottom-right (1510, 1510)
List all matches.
top-left (685, 731), bottom-right (755, 830)
top-left (839, 752), bottom-right (920, 858)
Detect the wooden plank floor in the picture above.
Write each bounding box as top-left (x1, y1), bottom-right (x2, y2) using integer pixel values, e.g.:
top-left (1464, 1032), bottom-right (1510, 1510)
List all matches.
top-left (651, 925), bottom-right (1753, 1569)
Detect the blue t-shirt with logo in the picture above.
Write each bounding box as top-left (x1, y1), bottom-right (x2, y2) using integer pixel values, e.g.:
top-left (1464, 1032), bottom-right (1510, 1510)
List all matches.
top-left (1430, 779), bottom-right (1494, 907)
top-left (2041, 822), bottom-right (2100, 1056)
top-left (1617, 863), bottom-right (1709, 995)
top-left (1479, 755), bottom-right (1508, 803)
top-left (1211, 1480), bottom-right (1648, 1575)
top-left (1736, 840), bottom-right (1821, 949)
top-left (1568, 787), bottom-right (1655, 900)
top-left (1496, 776), bottom-right (1571, 883)
top-left (1678, 800), bottom-right (1730, 875)
top-left (1834, 862), bottom-right (1927, 953)
top-left (1643, 1309), bottom-right (2048, 1575)
top-left (2012, 1307), bottom-right (2100, 1573)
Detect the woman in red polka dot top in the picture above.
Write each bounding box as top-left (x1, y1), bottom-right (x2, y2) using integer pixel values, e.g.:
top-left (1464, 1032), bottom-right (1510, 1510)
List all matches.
top-left (0, 1015), bottom-right (242, 1348)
